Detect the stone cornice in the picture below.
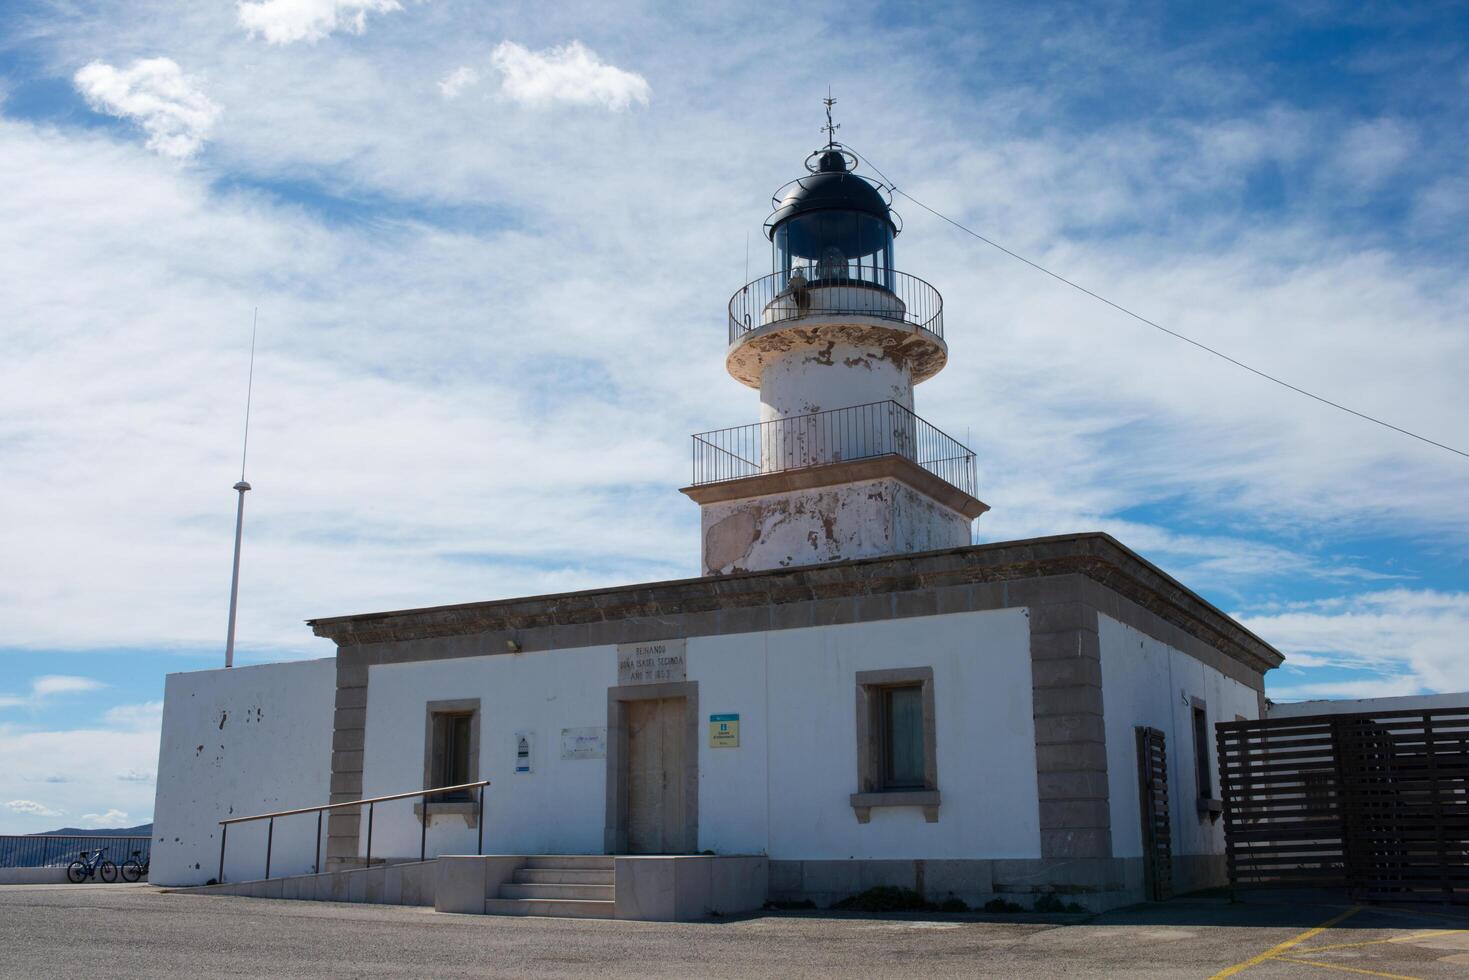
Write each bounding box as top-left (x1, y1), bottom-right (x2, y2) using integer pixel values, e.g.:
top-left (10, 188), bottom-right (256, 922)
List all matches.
top-left (307, 533), bottom-right (1284, 676)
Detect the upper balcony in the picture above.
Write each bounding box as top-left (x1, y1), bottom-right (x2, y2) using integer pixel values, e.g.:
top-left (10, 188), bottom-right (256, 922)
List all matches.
top-left (724, 270), bottom-right (948, 388)
top-left (728, 268), bottom-right (944, 345)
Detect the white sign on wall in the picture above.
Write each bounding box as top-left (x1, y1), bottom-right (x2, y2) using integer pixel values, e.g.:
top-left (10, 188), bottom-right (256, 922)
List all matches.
top-left (560, 727), bottom-right (607, 760)
top-left (616, 638), bottom-right (687, 685)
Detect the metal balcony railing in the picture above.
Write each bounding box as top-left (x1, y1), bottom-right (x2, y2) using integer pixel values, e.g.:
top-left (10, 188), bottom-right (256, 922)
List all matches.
top-left (691, 400), bottom-right (977, 498)
top-left (728, 269), bottom-right (944, 345)
top-left (0, 834), bottom-right (151, 869)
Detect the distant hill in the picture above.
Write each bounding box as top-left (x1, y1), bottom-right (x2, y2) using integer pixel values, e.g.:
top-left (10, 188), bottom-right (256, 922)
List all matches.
top-left (36, 824), bottom-right (152, 837)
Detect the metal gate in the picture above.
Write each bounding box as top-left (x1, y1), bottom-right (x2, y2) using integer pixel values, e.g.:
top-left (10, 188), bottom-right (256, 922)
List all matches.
top-left (1136, 726), bottom-right (1173, 901)
top-left (1218, 708), bottom-right (1469, 903)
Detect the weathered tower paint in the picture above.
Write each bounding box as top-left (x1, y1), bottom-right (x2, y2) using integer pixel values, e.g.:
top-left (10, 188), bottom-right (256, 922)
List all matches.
top-left (682, 125), bottom-right (988, 575)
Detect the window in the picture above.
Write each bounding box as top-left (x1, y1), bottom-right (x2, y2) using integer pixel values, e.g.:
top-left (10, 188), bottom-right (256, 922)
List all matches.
top-left (852, 667), bottom-right (940, 823)
top-left (433, 712), bottom-right (473, 800)
top-left (1192, 703), bottom-right (1211, 799)
top-left (1191, 696), bottom-right (1222, 820)
top-left (880, 686), bottom-right (925, 790)
top-left (420, 699), bottom-right (480, 825)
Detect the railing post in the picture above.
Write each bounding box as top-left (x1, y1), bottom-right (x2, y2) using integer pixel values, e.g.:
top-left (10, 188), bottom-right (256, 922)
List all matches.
top-left (365, 802), bottom-right (374, 868)
top-left (420, 790), bottom-right (428, 863)
top-left (264, 817), bottom-right (273, 880)
top-left (477, 783), bottom-right (485, 855)
top-left (41, 836), bottom-right (51, 868)
top-left (218, 824), bottom-right (227, 884)
top-left (315, 810), bottom-right (323, 874)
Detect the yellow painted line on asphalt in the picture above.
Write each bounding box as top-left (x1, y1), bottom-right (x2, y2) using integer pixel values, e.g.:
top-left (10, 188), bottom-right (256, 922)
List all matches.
top-left (1294, 930), bottom-right (1464, 954)
top-left (1209, 906), bottom-right (1363, 979)
top-left (1272, 955), bottom-right (1422, 980)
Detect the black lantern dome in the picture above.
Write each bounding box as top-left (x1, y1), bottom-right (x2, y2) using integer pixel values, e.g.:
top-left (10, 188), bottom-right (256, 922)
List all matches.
top-left (765, 144), bottom-right (897, 289)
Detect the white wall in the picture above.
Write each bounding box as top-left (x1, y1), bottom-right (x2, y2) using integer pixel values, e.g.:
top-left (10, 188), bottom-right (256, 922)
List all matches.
top-left (1269, 692), bottom-right (1469, 718)
top-left (763, 608), bottom-right (1039, 859)
top-left (151, 658), bottom-right (336, 885)
top-left (1098, 615), bottom-right (1259, 861)
top-left (758, 342), bottom-right (913, 421)
top-left (359, 608), bottom-right (1040, 861)
top-left (362, 646), bottom-right (612, 861)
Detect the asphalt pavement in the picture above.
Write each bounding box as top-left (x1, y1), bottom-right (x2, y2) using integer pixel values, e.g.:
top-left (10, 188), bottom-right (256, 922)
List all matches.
top-left (2, 882), bottom-right (1468, 978)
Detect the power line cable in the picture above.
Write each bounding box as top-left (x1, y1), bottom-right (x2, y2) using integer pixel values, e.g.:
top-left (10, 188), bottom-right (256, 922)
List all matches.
top-left (846, 145), bottom-right (1469, 461)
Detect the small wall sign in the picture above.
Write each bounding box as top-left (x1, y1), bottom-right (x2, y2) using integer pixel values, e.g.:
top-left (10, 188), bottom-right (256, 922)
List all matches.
top-left (560, 727), bottom-right (607, 760)
top-left (709, 713), bottom-right (739, 748)
top-left (616, 638), bottom-right (687, 685)
top-left (514, 731), bottom-right (533, 773)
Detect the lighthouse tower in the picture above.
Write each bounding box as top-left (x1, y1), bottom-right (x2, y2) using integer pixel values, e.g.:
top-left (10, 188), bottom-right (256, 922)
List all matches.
top-left (683, 114), bottom-right (988, 575)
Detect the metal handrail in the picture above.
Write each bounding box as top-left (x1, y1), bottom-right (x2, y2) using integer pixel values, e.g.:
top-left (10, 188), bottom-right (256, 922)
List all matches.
top-left (728, 268), bottom-right (944, 345)
top-left (690, 399), bottom-right (978, 498)
top-left (217, 779), bottom-right (490, 884)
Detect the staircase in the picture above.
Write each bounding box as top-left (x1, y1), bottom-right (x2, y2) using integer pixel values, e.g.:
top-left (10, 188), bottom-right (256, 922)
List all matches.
top-left (483, 856), bottom-right (616, 918)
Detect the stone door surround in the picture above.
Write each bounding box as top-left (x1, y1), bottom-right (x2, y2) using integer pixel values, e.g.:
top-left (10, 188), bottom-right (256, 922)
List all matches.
top-left (605, 681), bottom-right (700, 855)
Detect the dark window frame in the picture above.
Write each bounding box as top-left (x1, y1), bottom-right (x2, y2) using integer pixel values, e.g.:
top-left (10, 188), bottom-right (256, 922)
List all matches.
top-left (852, 667), bottom-right (940, 823)
top-left (418, 698), bottom-right (481, 826)
top-left (1190, 696), bottom-right (1222, 820)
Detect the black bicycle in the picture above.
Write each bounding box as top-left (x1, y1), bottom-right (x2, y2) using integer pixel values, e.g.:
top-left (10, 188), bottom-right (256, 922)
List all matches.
top-left (120, 849), bottom-right (149, 882)
top-left (66, 847), bottom-right (117, 883)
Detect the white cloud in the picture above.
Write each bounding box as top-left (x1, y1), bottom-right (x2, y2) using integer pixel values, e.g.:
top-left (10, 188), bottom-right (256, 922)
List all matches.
top-left (0, 722), bottom-right (160, 833)
top-left (0, 675), bottom-right (106, 710)
top-left (73, 58), bottom-right (220, 159)
top-left (490, 41), bottom-right (650, 111)
top-left (31, 676), bottom-right (105, 697)
top-left (1333, 117), bottom-right (1416, 192)
top-left (1241, 590), bottom-right (1469, 696)
top-left (78, 809), bottom-right (130, 828)
top-left (437, 65), bottom-right (480, 100)
top-left (5, 800), bottom-right (63, 817)
top-left (237, 0), bottom-right (402, 45)
top-left (103, 702), bottom-right (164, 732)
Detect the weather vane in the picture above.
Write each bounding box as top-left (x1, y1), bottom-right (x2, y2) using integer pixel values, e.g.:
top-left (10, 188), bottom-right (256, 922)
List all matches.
top-left (822, 89), bottom-right (840, 147)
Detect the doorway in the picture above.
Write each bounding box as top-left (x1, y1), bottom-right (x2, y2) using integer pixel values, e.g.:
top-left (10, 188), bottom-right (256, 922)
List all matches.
top-left (627, 697), bottom-right (687, 854)
top-left (605, 681), bottom-right (699, 855)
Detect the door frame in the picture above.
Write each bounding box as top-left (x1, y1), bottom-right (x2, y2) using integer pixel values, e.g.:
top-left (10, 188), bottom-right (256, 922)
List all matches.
top-left (605, 681), bottom-right (699, 854)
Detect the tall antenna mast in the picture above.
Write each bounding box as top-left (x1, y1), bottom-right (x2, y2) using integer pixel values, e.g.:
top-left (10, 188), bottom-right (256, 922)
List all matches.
top-left (223, 309), bottom-right (257, 669)
top-left (822, 88), bottom-right (840, 148)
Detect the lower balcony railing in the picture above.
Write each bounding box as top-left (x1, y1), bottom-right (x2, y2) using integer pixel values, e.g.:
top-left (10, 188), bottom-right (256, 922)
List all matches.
top-left (691, 400), bottom-right (977, 499)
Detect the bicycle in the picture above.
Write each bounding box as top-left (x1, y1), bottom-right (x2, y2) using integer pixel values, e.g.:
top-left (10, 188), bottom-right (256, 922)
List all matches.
top-left (120, 849), bottom-right (150, 882)
top-left (66, 847), bottom-right (117, 883)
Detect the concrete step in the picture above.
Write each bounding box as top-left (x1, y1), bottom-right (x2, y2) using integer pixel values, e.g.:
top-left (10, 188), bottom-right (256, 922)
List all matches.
top-left (522, 855), bottom-right (614, 871)
top-left (484, 897), bottom-right (616, 919)
top-left (513, 868), bottom-right (614, 885)
top-left (499, 882), bottom-right (615, 901)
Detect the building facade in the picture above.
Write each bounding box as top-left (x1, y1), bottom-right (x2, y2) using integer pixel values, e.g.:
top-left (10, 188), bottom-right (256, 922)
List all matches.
top-left (151, 131), bottom-right (1284, 915)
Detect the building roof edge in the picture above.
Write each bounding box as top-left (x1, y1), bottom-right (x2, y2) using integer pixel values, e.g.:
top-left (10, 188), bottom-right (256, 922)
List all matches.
top-left (306, 532), bottom-right (1284, 675)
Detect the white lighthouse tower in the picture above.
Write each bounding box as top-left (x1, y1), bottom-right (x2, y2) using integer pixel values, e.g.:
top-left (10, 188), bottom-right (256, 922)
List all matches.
top-left (683, 113), bottom-right (988, 574)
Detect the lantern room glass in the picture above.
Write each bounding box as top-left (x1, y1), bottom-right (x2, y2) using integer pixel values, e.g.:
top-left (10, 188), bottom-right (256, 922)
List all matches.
top-left (773, 211), bottom-right (894, 289)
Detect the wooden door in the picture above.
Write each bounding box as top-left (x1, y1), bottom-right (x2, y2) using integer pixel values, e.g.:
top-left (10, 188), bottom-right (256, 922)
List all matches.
top-left (1137, 726), bottom-right (1173, 901)
top-left (627, 698), bottom-right (687, 854)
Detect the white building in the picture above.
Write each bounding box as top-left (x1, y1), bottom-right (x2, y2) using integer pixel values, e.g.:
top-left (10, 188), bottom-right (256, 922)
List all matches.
top-left (151, 132), bottom-right (1285, 916)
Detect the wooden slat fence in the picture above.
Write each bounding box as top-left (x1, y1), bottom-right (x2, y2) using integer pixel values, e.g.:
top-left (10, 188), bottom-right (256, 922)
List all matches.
top-left (1136, 726), bottom-right (1173, 901)
top-left (1218, 707), bottom-right (1469, 903)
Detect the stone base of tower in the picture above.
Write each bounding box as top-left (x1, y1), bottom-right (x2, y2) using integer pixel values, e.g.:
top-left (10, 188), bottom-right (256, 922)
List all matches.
top-left (681, 456), bottom-right (989, 576)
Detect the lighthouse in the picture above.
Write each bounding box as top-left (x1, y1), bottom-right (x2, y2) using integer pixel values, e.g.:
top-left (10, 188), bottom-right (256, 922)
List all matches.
top-left (683, 115), bottom-right (989, 575)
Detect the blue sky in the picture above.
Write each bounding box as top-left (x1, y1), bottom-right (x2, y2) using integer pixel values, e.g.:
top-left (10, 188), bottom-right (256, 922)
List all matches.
top-left (1, 0), bottom-right (1467, 833)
